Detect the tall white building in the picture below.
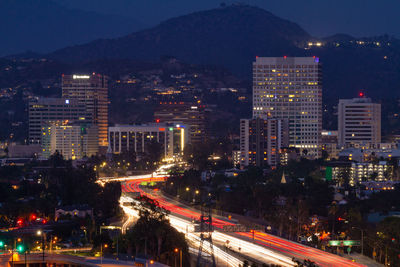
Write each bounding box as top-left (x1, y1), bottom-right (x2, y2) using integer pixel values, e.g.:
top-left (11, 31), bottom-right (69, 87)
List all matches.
top-left (252, 57), bottom-right (322, 158)
top-left (62, 74), bottom-right (108, 147)
top-left (338, 97), bottom-right (381, 148)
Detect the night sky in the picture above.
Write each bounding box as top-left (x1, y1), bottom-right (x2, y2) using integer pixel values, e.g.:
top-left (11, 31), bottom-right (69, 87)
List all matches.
top-left (55, 0), bottom-right (400, 38)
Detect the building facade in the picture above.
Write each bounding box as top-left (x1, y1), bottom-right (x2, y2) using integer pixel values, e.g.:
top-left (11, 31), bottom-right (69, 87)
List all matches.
top-left (62, 74), bottom-right (108, 147)
top-left (28, 98), bottom-right (91, 144)
top-left (232, 150), bottom-right (241, 167)
top-left (154, 102), bottom-right (207, 144)
top-left (321, 130), bottom-right (340, 160)
top-left (327, 161), bottom-right (394, 186)
top-left (338, 97), bottom-right (381, 148)
top-left (240, 118), bottom-right (288, 168)
top-left (108, 123), bottom-right (189, 158)
top-left (252, 57), bottom-right (322, 158)
top-left (41, 121), bottom-right (99, 160)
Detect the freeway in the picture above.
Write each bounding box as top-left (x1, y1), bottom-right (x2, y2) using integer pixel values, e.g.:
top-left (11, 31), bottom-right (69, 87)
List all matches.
top-left (121, 177), bottom-right (366, 267)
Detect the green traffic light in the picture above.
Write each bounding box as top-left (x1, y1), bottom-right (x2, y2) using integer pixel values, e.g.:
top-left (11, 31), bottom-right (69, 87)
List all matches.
top-left (0, 241), bottom-right (4, 247)
top-left (17, 244), bottom-right (25, 253)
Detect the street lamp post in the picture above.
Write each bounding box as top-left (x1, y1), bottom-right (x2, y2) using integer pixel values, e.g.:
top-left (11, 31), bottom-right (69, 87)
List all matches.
top-left (36, 230), bottom-right (45, 262)
top-left (174, 248), bottom-right (182, 267)
top-left (101, 244), bottom-right (108, 264)
top-left (352, 227), bottom-right (364, 255)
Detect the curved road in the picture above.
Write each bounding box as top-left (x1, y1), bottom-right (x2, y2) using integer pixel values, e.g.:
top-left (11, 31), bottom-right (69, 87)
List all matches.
top-left (122, 178), bottom-right (365, 267)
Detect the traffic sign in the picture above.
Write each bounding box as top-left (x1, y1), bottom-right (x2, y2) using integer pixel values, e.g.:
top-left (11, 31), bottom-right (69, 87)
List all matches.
top-left (343, 240), bottom-right (361, 246)
top-left (221, 224), bottom-right (263, 233)
top-left (329, 240), bottom-right (361, 246)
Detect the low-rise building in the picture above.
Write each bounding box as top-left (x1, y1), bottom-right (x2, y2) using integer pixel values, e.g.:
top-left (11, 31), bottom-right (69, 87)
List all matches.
top-left (279, 147), bottom-right (300, 166)
top-left (8, 144), bottom-right (41, 158)
top-left (41, 121), bottom-right (98, 160)
top-left (55, 204), bottom-right (93, 220)
top-left (361, 181), bottom-right (399, 192)
top-left (326, 161), bottom-right (395, 186)
top-left (321, 130), bottom-right (339, 160)
top-left (108, 123), bottom-right (189, 158)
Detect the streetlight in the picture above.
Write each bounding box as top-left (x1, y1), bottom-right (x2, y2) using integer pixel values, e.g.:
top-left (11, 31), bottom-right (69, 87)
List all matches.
top-left (173, 248), bottom-right (182, 267)
top-left (36, 230), bottom-right (45, 262)
top-left (101, 243), bottom-right (108, 264)
top-left (352, 227), bottom-right (364, 255)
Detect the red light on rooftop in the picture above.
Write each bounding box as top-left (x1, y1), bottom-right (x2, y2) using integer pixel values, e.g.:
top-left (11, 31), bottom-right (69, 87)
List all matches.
top-left (359, 92), bottom-right (364, 97)
top-left (283, 56), bottom-right (287, 59)
top-left (256, 56), bottom-right (259, 59)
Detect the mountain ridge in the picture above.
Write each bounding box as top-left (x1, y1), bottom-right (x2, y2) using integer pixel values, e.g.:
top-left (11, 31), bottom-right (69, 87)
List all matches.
top-left (6, 4), bottom-right (400, 99)
top-left (48, 5), bottom-right (310, 71)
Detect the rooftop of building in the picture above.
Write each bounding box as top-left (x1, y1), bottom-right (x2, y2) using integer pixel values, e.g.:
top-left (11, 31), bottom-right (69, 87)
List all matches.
top-left (254, 56), bottom-right (320, 64)
top-left (110, 123), bottom-right (189, 130)
top-left (339, 97), bottom-right (375, 104)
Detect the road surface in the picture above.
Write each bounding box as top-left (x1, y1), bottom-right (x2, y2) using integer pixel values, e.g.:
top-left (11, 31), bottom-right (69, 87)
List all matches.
top-left (121, 177), bottom-right (365, 267)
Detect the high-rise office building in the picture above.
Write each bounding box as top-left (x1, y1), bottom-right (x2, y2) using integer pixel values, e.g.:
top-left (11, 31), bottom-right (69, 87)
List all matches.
top-left (62, 74), bottom-right (108, 147)
top-left (252, 57), bottom-right (322, 158)
top-left (338, 97), bottom-right (381, 147)
top-left (41, 121), bottom-right (98, 160)
top-left (28, 98), bottom-right (91, 144)
top-left (240, 118), bottom-right (288, 167)
top-left (154, 102), bottom-right (207, 144)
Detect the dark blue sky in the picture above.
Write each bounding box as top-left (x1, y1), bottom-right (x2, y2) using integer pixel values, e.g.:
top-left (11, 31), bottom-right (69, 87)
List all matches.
top-left (56, 0), bottom-right (400, 37)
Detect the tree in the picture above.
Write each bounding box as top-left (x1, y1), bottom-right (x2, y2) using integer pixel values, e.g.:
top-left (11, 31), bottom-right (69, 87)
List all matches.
top-left (121, 196), bottom-right (190, 265)
top-left (183, 143), bottom-right (211, 170)
top-left (329, 202), bottom-right (339, 239)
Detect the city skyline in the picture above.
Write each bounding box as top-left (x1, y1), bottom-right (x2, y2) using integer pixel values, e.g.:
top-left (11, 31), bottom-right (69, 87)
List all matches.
top-left (0, 2), bottom-right (400, 267)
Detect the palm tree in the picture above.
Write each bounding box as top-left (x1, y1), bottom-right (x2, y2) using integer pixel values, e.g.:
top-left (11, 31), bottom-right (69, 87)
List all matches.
top-left (329, 202), bottom-right (338, 239)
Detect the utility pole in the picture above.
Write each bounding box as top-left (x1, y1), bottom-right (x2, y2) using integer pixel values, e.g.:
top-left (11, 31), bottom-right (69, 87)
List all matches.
top-left (42, 233), bottom-right (45, 262)
top-left (11, 238), bottom-right (14, 267)
top-left (116, 235), bottom-right (119, 260)
top-left (385, 246), bottom-right (388, 266)
top-left (196, 205), bottom-right (216, 267)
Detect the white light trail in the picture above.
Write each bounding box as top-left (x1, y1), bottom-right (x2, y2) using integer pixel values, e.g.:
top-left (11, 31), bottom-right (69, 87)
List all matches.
top-left (120, 197), bottom-right (243, 267)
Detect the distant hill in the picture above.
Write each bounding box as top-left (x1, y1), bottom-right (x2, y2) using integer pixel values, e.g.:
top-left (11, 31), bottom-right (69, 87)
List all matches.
top-left (48, 5), bottom-right (310, 72)
top-left (7, 4), bottom-right (400, 100)
top-left (0, 0), bottom-right (143, 56)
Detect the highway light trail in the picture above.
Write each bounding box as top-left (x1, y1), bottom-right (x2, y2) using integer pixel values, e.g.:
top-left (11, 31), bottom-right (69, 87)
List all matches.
top-left (119, 195), bottom-right (243, 266)
top-left (119, 196), bottom-right (138, 234)
top-left (118, 175), bottom-right (365, 267)
top-left (122, 178), bottom-right (295, 266)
